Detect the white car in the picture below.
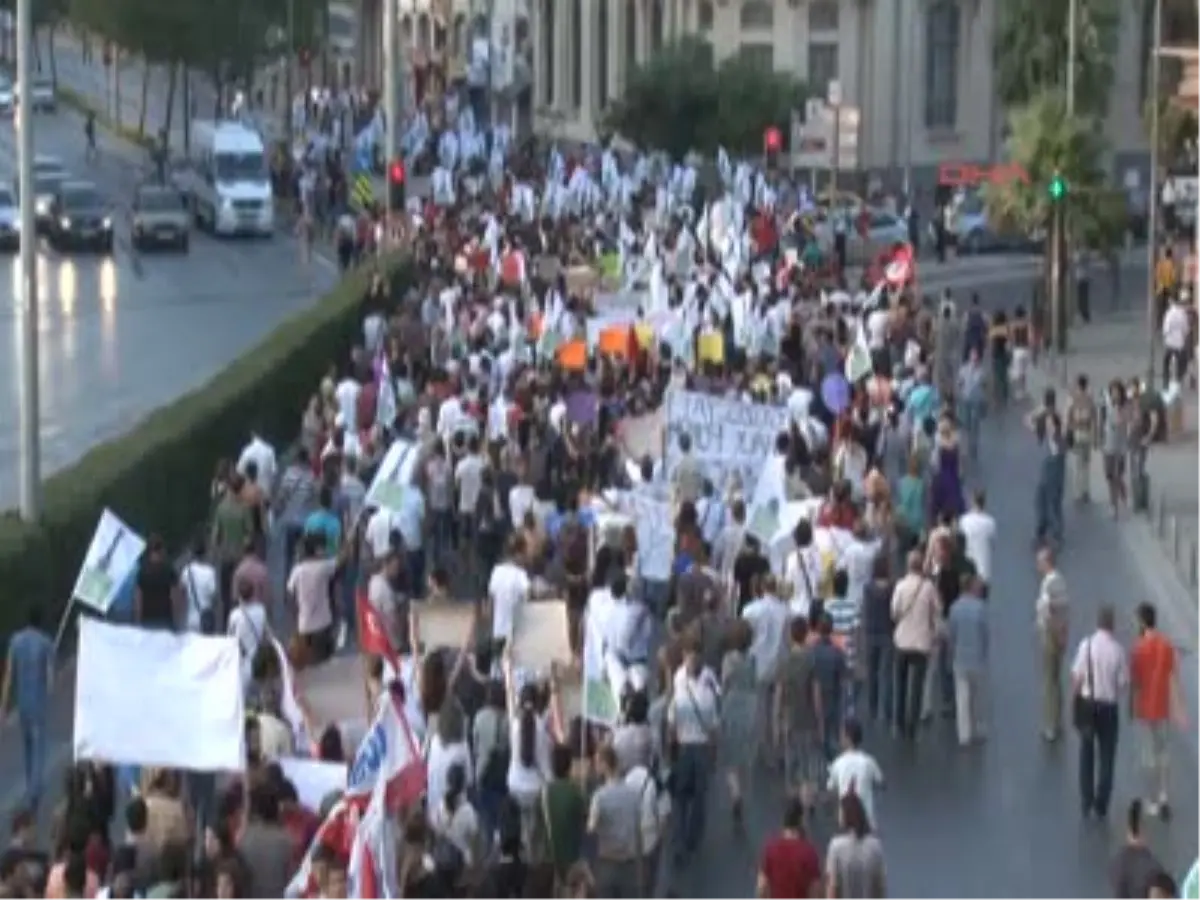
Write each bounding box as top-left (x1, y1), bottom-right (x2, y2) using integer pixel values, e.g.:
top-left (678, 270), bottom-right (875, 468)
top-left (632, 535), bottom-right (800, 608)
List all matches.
top-left (0, 76), bottom-right (13, 114)
top-left (0, 184), bottom-right (20, 251)
top-left (15, 77), bottom-right (55, 113)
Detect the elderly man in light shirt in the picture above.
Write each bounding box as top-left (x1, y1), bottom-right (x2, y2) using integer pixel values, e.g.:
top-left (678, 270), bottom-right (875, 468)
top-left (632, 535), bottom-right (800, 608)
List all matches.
top-left (1035, 547), bottom-right (1070, 742)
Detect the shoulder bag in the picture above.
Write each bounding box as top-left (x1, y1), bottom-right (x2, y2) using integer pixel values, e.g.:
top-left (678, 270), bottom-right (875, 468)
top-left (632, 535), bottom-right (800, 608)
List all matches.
top-left (1072, 637), bottom-right (1098, 736)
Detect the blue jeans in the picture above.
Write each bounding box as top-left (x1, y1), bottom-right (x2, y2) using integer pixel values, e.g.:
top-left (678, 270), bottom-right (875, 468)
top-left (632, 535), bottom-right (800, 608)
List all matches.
top-left (430, 509), bottom-right (454, 565)
top-left (958, 398), bottom-right (984, 463)
top-left (1036, 458), bottom-right (1066, 543)
top-left (864, 638), bottom-right (894, 722)
top-left (19, 713), bottom-right (45, 810)
top-left (642, 579), bottom-right (670, 620)
top-left (671, 743), bottom-right (712, 856)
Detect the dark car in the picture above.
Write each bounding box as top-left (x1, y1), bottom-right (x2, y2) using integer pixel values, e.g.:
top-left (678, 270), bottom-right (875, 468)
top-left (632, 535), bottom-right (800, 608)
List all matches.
top-left (131, 183), bottom-right (190, 251)
top-left (47, 181), bottom-right (114, 253)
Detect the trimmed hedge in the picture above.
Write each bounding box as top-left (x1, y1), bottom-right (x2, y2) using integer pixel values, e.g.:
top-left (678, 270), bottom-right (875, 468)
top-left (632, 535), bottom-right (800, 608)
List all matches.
top-left (0, 255), bottom-right (414, 644)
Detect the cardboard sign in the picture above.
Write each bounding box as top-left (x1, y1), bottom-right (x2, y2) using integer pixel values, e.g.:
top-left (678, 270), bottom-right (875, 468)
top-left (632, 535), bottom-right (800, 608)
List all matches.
top-left (511, 600), bottom-right (572, 676)
top-left (663, 390), bottom-right (789, 493)
top-left (412, 601), bottom-right (475, 650)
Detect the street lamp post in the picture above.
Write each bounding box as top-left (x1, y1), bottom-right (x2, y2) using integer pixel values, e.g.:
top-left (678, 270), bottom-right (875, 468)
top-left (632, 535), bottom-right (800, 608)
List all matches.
top-left (17, 0), bottom-right (39, 521)
top-left (1145, 0), bottom-right (1163, 388)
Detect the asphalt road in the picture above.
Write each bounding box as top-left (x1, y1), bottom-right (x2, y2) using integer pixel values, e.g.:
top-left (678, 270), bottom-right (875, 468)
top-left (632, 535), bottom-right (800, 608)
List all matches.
top-left (0, 103), bottom-right (338, 509)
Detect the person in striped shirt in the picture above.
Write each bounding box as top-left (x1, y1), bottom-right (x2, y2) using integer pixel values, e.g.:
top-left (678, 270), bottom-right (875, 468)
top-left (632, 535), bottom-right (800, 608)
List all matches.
top-left (824, 569), bottom-right (862, 718)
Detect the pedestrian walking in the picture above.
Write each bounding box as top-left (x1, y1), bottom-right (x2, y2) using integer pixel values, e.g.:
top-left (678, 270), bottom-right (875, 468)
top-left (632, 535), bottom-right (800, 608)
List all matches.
top-left (1110, 799), bottom-right (1169, 898)
top-left (1130, 602), bottom-right (1186, 821)
top-left (1067, 374), bottom-right (1097, 505)
top-left (1035, 547), bottom-right (1069, 742)
top-left (668, 629), bottom-right (720, 865)
top-left (0, 607), bottom-right (55, 811)
top-left (755, 798), bottom-right (821, 899)
top-left (825, 792), bottom-right (887, 898)
top-left (890, 550), bottom-right (940, 739)
top-left (1072, 605), bottom-right (1128, 820)
top-left (946, 565), bottom-right (989, 745)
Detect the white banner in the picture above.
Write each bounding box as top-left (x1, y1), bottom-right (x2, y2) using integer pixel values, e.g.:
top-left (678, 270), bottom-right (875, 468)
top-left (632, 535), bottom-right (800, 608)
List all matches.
top-left (74, 619), bottom-right (246, 772)
top-left (71, 509), bottom-right (147, 614)
top-left (279, 758), bottom-right (347, 813)
top-left (663, 390), bottom-right (789, 494)
top-left (621, 490), bottom-right (674, 582)
top-left (365, 440), bottom-right (421, 515)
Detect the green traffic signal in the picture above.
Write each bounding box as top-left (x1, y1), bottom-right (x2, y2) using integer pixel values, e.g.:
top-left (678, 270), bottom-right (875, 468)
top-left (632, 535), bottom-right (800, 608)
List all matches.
top-left (1048, 174), bottom-right (1068, 201)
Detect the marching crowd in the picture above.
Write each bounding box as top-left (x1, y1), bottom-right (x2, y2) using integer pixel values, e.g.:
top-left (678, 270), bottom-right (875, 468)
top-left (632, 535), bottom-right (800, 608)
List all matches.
top-left (0, 94), bottom-right (1194, 900)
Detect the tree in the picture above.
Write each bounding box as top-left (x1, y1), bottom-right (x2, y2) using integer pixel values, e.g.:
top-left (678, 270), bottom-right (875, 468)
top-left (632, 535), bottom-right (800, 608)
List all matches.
top-left (982, 88), bottom-right (1125, 253)
top-left (993, 0), bottom-right (1120, 117)
top-left (603, 37), bottom-right (808, 160)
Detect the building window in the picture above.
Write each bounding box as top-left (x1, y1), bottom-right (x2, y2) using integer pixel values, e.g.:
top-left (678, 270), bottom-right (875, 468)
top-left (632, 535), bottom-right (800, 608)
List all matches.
top-left (541, 0), bottom-right (554, 105)
top-left (738, 41), bottom-right (773, 71)
top-left (807, 0), bottom-right (838, 33)
top-left (924, 0), bottom-right (960, 129)
top-left (571, 0), bottom-right (583, 109)
top-left (739, 0), bottom-right (772, 30)
top-left (651, 0), bottom-right (665, 52)
top-left (698, 0), bottom-right (714, 31)
top-left (598, 0), bottom-right (609, 108)
top-left (807, 41), bottom-right (837, 99)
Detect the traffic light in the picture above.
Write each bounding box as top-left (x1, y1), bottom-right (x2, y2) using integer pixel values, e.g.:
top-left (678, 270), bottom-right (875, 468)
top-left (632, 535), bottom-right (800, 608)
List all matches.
top-left (297, 47), bottom-right (312, 68)
top-left (387, 160), bottom-right (406, 210)
top-left (1048, 172), bottom-right (1068, 201)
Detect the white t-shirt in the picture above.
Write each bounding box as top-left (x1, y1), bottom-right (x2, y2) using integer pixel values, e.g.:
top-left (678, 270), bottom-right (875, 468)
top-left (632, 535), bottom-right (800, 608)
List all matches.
top-left (180, 560), bottom-right (218, 632)
top-left (508, 484), bottom-right (536, 528)
top-left (1163, 305), bottom-right (1190, 352)
top-left (488, 561), bottom-right (530, 641)
top-left (866, 308), bottom-right (890, 350)
top-left (227, 601), bottom-right (269, 690)
top-left (958, 509), bottom-right (997, 583)
top-left (334, 378), bottom-right (361, 431)
top-left (741, 595), bottom-right (790, 684)
top-left (237, 437), bottom-right (277, 493)
top-left (365, 507), bottom-right (398, 558)
top-left (425, 736), bottom-right (473, 812)
top-left (506, 712), bottom-right (553, 799)
top-left (430, 799), bottom-right (481, 867)
top-left (437, 395), bottom-right (466, 438)
top-left (785, 547), bottom-right (821, 618)
top-left (827, 748), bottom-right (884, 829)
top-left (455, 454), bottom-right (485, 513)
top-left (841, 538), bottom-right (879, 608)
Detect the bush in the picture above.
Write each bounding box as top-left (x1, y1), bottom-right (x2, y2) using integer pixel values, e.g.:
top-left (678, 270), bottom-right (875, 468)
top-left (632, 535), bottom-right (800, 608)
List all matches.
top-left (0, 255), bottom-right (414, 644)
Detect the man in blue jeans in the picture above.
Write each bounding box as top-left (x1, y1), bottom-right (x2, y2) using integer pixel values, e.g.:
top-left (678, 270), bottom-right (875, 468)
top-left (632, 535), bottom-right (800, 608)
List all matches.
top-left (1, 607), bottom-right (55, 811)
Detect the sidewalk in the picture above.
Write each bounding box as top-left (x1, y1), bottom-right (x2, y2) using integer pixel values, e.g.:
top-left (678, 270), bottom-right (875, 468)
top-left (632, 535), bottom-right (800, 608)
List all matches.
top-left (1027, 304), bottom-right (1199, 594)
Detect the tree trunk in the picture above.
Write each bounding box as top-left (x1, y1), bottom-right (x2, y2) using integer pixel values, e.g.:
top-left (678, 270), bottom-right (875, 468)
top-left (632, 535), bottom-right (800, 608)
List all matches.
top-left (138, 63), bottom-right (149, 136)
top-left (163, 62), bottom-right (178, 151)
top-left (32, 27), bottom-right (41, 73)
top-left (114, 48), bottom-right (122, 127)
top-left (47, 23), bottom-right (58, 88)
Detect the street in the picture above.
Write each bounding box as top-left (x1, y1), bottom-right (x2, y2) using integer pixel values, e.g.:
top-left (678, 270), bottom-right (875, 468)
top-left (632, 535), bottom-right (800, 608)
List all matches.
top-left (0, 100), bottom-right (337, 509)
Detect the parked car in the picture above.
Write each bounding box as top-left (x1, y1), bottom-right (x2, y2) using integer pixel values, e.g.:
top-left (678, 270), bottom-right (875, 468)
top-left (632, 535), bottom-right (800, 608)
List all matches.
top-left (15, 77), bottom-right (55, 112)
top-left (17, 170), bottom-right (66, 235)
top-left (0, 184), bottom-right (19, 251)
top-left (0, 75), bottom-right (14, 115)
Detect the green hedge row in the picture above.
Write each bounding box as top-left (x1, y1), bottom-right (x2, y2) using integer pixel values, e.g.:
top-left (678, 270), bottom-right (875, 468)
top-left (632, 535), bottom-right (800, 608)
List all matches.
top-left (0, 255), bottom-right (414, 645)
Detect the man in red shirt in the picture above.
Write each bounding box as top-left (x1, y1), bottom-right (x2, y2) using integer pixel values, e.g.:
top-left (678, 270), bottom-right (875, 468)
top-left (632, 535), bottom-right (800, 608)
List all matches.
top-left (1130, 602), bottom-right (1186, 820)
top-left (757, 798), bottom-right (822, 898)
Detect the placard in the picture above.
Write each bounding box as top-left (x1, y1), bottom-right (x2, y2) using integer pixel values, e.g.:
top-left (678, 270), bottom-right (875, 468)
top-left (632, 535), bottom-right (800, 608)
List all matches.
top-left (365, 440), bottom-right (421, 514)
top-left (72, 509), bottom-right (147, 614)
top-left (619, 490), bottom-right (674, 581)
top-left (510, 600), bottom-right (572, 676)
top-left (412, 601), bottom-right (475, 650)
top-left (662, 390), bottom-right (789, 494)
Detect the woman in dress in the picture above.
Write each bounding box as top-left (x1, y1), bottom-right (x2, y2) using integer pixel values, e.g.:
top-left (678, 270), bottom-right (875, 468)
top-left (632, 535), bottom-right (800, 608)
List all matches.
top-left (928, 416), bottom-right (965, 524)
top-left (719, 619), bottom-right (757, 825)
top-left (1102, 379), bottom-right (1131, 518)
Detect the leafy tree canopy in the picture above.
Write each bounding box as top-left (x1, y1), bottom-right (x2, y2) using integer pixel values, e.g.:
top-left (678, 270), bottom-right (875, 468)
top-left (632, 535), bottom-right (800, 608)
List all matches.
top-left (993, 0), bottom-right (1119, 116)
top-left (983, 88), bottom-right (1125, 253)
top-left (603, 37), bottom-right (809, 160)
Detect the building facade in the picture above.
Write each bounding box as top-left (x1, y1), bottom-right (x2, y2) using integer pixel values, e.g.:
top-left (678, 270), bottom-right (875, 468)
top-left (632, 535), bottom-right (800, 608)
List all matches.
top-left (526, 0), bottom-right (1154, 187)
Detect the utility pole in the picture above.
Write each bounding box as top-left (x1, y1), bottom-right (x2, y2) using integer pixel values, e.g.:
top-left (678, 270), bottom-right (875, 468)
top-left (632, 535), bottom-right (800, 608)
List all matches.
top-left (1145, 0), bottom-right (1162, 388)
top-left (383, 0), bottom-right (403, 222)
top-left (16, 0), bottom-right (39, 521)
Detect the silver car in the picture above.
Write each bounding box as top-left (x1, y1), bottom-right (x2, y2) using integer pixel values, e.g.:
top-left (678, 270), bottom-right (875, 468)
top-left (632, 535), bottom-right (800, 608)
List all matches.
top-left (131, 184), bottom-right (190, 252)
top-left (0, 75), bottom-right (13, 115)
top-left (15, 171), bottom-right (66, 234)
top-left (16, 77), bottom-right (55, 112)
top-left (0, 185), bottom-right (19, 251)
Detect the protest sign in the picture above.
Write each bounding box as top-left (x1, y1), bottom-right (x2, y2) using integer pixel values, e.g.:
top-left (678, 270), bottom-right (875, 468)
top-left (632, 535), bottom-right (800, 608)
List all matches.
top-left (412, 601), bottom-right (474, 650)
top-left (511, 601), bottom-right (572, 677)
top-left (279, 758), bottom-right (347, 813)
top-left (365, 440), bottom-right (421, 514)
top-left (620, 490), bottom-right (674, 581)
top-left (74, 619), bottom-right (245, 771)
top-left (582, 616), bottom-right (617, 726)
top-left (663, 390), bottom-right (789, 493)
top-left (72, 509), bottom-right (147, 614)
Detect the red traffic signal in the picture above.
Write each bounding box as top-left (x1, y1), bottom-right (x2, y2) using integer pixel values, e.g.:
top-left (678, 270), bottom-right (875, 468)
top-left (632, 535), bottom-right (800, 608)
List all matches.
top-left (298, 47), bottom-right (312, 67)
top-left (763, 126), bottom-right (782, 154)
top-left (389, 161), bottom-right (406, 184)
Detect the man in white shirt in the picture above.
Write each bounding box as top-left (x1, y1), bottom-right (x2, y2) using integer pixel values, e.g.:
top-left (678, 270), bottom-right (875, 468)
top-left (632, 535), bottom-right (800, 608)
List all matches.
top-left (958, 490), bottom-right (997, 595)
top-left (237, 434), bottom-right (277, 497)
top-left (826, 719), bottom-right (885, 829)
top-left (487, 538), bottom-right (530, 651)
top-left (1071, 605), bottom-right (1129, 819)
top-left (784, 520), bottom-right (821, 618)
top-left (1036, 547), bottom-right (1070, 741)
top-left (742, 579), bottom-right (790, 754)
top-left (454, 435), bottom-right (486, 570)
top-left (334, 374), bottom-right (361, 433)
top-left (180, 538), bottom-right (219, 633)
top-left (1161, 296), bottom-right (1191, 385)
top-left (436, 393), bottom-right (466, 439)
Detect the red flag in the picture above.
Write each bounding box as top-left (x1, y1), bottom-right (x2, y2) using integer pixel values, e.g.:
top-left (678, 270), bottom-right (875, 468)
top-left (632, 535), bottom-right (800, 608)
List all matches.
top-left (356, 589), bottom-right (400, 673)
top-left (884, 243), bottom-right (915, 287)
